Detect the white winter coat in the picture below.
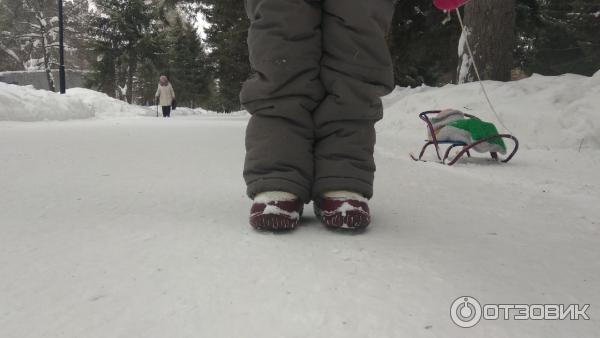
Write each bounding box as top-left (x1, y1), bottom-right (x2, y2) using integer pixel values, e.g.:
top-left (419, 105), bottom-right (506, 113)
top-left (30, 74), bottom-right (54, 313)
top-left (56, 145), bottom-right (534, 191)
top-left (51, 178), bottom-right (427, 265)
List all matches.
top-left (155, 83), bottom-right (175, 107)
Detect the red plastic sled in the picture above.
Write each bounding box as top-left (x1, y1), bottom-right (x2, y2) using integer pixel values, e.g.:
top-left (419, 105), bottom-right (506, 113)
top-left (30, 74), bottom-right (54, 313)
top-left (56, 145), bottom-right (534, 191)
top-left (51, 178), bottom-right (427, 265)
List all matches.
top-left (410, 110), bottom-right (519, 165)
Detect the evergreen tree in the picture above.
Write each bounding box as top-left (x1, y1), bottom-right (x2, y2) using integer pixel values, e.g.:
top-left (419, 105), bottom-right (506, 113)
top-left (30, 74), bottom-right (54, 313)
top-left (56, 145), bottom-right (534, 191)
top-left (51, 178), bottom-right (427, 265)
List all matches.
top-left (87, 2), bottom-right (213, 107)
top-left (134, 25), bottom-right (169, 105)
top-left (520, 0), bottom-right (600, 76)
top-left (86, 0), bottom-right (155, 102)
top-left (63, 0), bottom-right (94, 70)
top-left (200, 0), bottom-right (250, 113)
top-left (171, 21), bottom-right (211, 107)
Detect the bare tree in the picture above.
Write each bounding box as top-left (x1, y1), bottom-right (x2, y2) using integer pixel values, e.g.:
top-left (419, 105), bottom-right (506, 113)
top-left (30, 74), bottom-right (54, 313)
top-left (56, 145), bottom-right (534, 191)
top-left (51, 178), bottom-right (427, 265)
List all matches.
top-left (1, 0), bottom-right (91, 90)
top-left (457, 0), bottom-right (515, 83)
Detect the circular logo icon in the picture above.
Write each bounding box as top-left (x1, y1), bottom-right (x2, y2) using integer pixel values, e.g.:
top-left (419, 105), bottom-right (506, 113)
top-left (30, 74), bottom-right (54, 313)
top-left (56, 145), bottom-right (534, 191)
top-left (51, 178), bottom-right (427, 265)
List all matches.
top-left (450, 296), bottom-right (482, 328)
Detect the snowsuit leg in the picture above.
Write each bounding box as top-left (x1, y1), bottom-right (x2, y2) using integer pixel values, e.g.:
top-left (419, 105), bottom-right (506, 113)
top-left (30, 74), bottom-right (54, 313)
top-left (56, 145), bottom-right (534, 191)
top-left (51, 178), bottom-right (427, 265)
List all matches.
top-left (241, 0), bottom-right (325, 202)
top-left (242, 0), bottom-right (394, 202)
top-left (312, 0), bottom-right (395, 199)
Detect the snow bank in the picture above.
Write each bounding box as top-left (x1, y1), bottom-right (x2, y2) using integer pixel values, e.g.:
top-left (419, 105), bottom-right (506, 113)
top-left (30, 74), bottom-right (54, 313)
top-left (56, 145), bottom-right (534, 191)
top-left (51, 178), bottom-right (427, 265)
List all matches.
top-left (66, 88), bottom-right (151, 118)
top-left (0, 82), bottom-right (245, 121)
top-left (380, 71), bottom-right (600, 150)
top-left (0, 83), bottom-right (93, 121)
top-left (152, 106), bottom-right (248, 117)
top-left (0, 83), bottom-right (152, 121)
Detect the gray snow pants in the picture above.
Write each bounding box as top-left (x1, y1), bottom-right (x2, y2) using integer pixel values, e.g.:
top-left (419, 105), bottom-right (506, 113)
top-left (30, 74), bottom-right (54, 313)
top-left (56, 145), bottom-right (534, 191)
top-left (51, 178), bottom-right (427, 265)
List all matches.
top-left (241, 0), bottom-right (395, 203)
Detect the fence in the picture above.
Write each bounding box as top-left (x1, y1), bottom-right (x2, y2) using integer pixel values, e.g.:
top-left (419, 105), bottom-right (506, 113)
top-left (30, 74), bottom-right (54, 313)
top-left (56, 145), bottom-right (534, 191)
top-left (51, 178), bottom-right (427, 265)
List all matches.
top-left (0, 70), bottom-right (87, 90)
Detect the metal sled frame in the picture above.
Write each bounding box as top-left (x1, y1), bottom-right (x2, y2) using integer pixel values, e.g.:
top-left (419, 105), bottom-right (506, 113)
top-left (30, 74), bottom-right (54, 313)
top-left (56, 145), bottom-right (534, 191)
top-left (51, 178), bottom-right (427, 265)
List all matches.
top-left (410, 110), bottom-right (519, 165)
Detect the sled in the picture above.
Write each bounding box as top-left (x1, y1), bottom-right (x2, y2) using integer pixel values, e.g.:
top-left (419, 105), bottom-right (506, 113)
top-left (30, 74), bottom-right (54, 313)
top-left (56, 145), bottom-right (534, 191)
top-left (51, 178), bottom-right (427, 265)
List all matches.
top-left (410, 110), bottom-right (519, 166)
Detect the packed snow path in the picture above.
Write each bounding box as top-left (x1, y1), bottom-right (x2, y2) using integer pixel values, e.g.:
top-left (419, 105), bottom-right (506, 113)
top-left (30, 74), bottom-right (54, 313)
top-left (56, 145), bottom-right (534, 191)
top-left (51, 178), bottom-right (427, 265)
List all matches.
top-left (1, 116), bottom-right (598, 338)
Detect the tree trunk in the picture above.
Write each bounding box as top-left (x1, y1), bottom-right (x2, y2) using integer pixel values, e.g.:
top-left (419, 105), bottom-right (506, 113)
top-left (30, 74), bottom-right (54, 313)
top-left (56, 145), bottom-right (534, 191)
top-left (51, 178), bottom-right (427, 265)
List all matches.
top-left (38, 16), bottom-right (56, 92)
top-left (457, 0), bottom-right (515, 83)
top-left (105, 42), bottom-right (118, 98)
top-left (116, 57), bottom-right (126, 100)
top-left (126, 49), bottom-right (137, 104)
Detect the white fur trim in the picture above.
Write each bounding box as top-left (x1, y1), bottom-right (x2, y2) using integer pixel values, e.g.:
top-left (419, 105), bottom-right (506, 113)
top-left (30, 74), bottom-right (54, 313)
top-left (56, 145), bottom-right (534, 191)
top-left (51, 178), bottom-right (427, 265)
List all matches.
top-left (322, 190), bottom-right (368, 202)
top-left (254, 191), bottom-right (297, 203)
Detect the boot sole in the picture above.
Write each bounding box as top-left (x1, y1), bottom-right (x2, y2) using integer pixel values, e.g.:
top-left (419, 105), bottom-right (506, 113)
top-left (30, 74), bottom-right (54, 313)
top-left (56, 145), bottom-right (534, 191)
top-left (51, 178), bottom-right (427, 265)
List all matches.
top-left (250, 214), bottom-right (299, 232)
top-left (315, 209), bottom-right (370, 231)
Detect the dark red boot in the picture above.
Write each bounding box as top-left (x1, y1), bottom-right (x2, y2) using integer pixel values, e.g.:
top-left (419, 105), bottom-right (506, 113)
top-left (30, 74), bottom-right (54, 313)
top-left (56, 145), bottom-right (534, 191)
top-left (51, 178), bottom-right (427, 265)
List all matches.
top-left (249, 192), bottom-right (303, 231)
top-left (314, 191), bottom-right (371, 231)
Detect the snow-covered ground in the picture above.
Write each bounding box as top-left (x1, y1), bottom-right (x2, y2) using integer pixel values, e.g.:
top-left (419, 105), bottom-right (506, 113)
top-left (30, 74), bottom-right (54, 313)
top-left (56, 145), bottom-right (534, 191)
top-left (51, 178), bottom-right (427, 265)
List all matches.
top-left (1, 74), bottom-right (599, 337)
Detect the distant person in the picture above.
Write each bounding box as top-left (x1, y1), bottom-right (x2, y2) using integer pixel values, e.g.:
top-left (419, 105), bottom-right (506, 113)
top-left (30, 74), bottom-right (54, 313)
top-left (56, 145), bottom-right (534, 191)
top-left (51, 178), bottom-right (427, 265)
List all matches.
top-left (155, 75), bottom-right (175, 118)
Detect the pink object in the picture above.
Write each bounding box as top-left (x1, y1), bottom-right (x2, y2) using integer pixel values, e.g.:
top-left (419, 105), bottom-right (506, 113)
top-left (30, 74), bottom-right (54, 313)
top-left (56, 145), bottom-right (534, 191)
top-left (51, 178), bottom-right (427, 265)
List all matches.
top-left (433, 0), bottom-right (470, 10)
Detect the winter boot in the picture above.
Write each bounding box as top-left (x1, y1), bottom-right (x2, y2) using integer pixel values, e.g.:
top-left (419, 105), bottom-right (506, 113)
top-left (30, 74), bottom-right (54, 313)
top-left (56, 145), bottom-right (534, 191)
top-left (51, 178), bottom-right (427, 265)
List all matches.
top-left (313, 191), bottom-right (371, 231)
top-left (249, 191), bottom-right (303, 231)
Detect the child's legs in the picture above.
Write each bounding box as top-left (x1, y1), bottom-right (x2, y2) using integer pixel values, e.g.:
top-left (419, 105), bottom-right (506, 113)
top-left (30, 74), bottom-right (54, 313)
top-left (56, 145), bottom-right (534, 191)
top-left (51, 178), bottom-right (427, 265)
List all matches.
top-left (241, 0), bottom-right (325, 202)
top-left (312, 0), bottom-right (395, 199)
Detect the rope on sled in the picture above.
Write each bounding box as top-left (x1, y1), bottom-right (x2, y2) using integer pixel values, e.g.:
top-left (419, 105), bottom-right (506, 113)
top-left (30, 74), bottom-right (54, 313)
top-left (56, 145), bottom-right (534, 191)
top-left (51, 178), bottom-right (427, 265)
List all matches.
top-left (455, 8), bottom-right (514, 135)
